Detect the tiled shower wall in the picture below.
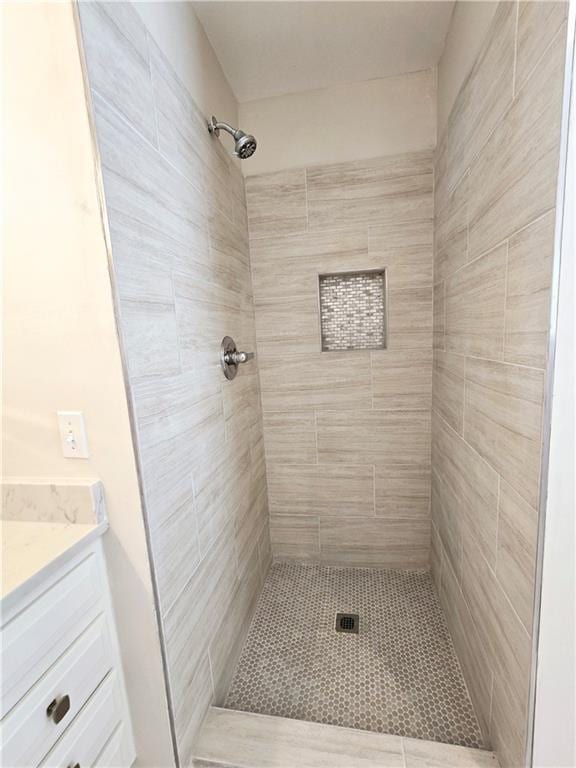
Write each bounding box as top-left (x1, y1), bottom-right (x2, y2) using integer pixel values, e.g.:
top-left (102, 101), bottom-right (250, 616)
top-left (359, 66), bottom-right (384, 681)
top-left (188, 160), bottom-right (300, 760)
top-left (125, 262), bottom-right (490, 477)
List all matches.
top-left (431, 3), bottom-right (567, 767)
top-left (246, 151), bottom-right (434, 567)
top-left (78, 4), bottom-right (271, 765)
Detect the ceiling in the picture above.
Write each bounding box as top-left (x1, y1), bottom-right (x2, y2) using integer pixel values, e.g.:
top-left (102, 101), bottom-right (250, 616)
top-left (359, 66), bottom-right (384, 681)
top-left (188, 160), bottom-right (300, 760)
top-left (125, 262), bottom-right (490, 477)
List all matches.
top-left (192, 1), bottom-right (455, 103)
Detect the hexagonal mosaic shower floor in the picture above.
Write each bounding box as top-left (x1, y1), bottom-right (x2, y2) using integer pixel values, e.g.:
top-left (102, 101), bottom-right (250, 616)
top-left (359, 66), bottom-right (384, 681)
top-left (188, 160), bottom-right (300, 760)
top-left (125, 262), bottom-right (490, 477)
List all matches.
top-left (224, 562), bottom-right (485, 748)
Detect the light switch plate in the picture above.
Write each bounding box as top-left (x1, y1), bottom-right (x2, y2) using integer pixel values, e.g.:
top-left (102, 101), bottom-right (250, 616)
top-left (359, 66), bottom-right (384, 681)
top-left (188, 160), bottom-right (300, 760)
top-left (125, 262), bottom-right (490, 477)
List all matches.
top-left (57, 411), bottom-right (90, 458)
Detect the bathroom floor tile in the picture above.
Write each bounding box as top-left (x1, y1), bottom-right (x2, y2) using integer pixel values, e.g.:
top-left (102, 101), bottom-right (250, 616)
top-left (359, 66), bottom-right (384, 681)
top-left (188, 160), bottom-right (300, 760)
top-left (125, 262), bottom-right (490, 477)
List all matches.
top-left (224, 562), bottom-right (484, 748)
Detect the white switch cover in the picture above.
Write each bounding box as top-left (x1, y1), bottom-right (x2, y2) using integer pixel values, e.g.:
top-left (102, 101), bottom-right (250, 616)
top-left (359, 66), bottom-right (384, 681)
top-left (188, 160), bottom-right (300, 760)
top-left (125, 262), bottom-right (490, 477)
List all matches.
top-left (57, 411), bottom-right (90, 458)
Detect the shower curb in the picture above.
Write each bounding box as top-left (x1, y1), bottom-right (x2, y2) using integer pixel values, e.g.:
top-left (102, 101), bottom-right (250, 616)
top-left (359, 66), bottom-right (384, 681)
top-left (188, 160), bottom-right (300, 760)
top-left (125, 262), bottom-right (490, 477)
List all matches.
top-left (192, 707), bottom-right (499, 768)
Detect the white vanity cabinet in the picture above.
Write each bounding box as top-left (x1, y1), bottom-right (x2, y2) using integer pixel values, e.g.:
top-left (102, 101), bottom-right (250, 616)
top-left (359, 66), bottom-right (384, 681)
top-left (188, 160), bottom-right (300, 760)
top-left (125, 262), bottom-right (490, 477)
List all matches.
top-left (0, 537), bottom-right (136, 768)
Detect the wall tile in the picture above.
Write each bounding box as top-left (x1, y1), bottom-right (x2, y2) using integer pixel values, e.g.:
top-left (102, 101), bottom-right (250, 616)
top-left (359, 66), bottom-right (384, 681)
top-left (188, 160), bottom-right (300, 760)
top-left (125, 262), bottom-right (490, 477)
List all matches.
top-left (442, 1), bottom-right (515, 195)
top-left (92, 92), bottom-right (209, 260)
top-left (375, 464), bottom-right (430, 518)
top-left (464, 357), bottom-right (544, 508)
top-left (270, 514), bottom-right (320, 559)
top-left (268, 464), bottom-right (374, 517)
top-left (259, 352), bottom-right (372, 412)
top-left (307, 152), bottom-right (433, 230)
top-left (430, 522), bottom-right (443, 591)
top-left (432, 350), bottom-right (465, 435)
top-left (79, 2), bottom-right (157, 144)
top-left (255, 295), bottom-right (320, 357)
top-left (245, 169), bottom-right (307, 238)
top-left (431, 469), bottom-right (463, 585)
top-left (433, 282), bottom-right (445, 350)
top-left (432, 412), bottom-right (499, 569)
top-left (431, 7), bottom-right (566, 765)
top-left (461, 540), bottom-right (532, 738)
top-left (121, 298), bottom-right (181, 379)
top-left (386, 287), bottom-right (433, 350)
top-left (209, 548), bottom-right (261, 704)
top-left (371, 349), bottom-right (432, 410)
top-left (247, 153), bottom-right (434, 568)
top-left (516, 2), bottom-right (568, 95)
top-left (250, 229), bottom-right (368, 301)
top-left (149, 39), bottom-right (207, 189)
top-left (368, 242), bottom-right (433, 290)
top-left (81, 8), bottom-right (272, 764)
top-left (163, 524), bottom-right (237, 740)
top-left (468, 23), bottom-right (565, 257)
top-left (319, 517), bottom-right (430, 568)
top-left (434, 171), bottom-right (469, 282)
top-left (368, 219), bottom-right (433, 250)
top-left (489, 674), bottom-right (527, 768)
top-left (262, 411), bottom-right (317, 464)
top-left (504, 211), bottom-right (555, 368)
top-left (172, 653), bottom-right (214, 768)
top-left (438, 555), bottom-right (493, 741)
top-left (445, 243), bottom-right (506, 358)
top-left (317, 410), bottom-right (430, 465)
top-left (496, 480), bottom-right (538, 632)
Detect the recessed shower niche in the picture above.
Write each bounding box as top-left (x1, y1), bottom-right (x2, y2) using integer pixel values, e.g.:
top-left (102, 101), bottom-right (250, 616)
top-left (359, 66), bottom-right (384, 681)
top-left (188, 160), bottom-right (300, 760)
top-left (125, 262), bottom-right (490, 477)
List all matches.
top-left (319, 269), bottom-right (387, 352)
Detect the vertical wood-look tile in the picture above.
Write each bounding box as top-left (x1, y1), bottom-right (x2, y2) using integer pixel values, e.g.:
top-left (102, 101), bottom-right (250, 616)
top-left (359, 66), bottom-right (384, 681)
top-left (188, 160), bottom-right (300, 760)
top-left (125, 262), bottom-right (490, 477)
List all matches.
top-left (468, 23), bottom-right (566, 258)
top-left (504, 210), bottom-right (555, 368)
top-left (432, 350), bottom-right (465, 435)
top-left (433, 282), bottom-right (446, 350)
top-left (432, 412), bottom-right (499, 569)
top-left (445, 243), bottom-right (506, 358)
top-left (515, 1), bottom-right (568, 95)
top-left (464, 357), bottom-right (544, 508)
top-left (79, 2), bottom-right (157, 144)
top-left (496, 480), bottom-right (538, 631)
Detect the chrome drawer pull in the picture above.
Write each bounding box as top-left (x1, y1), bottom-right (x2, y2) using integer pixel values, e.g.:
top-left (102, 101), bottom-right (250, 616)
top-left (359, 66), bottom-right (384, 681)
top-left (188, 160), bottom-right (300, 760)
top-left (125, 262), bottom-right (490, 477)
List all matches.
top-left (46, 694), bottom-right (70, 724)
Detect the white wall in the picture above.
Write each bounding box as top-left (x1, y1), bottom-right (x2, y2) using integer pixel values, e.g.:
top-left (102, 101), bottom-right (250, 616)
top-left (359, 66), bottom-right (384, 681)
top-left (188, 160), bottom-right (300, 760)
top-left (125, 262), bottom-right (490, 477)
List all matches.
top-left (239, 69), bottom-right (436, 176)
top-left (2, 4), bottom-right (174, 765)
top-left (437, 1), bottom-right (498, 139)
top-left (133, 1), bottom-right (238, 128)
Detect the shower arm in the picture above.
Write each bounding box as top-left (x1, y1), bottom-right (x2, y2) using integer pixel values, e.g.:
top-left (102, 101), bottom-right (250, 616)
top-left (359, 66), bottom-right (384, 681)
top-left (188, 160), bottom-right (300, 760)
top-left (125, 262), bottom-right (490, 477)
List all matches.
top-left (208, 118), bottom-right (240, 140)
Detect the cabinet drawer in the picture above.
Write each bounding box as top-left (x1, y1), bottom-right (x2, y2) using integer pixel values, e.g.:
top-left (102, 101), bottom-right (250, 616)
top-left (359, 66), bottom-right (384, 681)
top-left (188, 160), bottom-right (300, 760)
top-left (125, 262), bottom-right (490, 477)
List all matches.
top-left (93, 724), bottom-right (134, 768)
top-left (1, 554), bottom-right (102, 717)
top-left (1, 614), bottom-right (114, 768)
top-left (39, 672), bottom-right (123, 768)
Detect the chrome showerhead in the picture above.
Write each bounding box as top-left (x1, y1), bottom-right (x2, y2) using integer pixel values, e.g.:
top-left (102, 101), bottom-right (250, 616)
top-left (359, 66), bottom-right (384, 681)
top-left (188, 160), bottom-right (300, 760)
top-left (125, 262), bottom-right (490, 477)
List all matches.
top-left (208, 115), bottom-right (257, 159)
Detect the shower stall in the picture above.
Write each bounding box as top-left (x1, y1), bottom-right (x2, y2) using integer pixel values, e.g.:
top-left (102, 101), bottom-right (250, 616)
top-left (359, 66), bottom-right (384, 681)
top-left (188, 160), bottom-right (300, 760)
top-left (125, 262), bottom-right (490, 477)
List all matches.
top-left (76, 2), bottom-right (571, 767)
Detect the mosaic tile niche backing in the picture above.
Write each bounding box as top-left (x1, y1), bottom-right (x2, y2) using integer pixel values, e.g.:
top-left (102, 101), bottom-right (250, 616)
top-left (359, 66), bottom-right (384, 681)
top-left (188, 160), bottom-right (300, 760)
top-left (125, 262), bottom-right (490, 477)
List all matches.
top-left (319, 270), bottom-right (386, 351)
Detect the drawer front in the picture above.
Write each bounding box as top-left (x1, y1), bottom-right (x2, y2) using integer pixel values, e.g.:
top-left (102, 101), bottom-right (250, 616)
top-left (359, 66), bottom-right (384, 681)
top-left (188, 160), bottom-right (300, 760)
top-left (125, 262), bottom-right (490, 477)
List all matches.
top-left (1, 615), bottom-right (114, 768)
top-left (94, 724), bottom-right (134, 768)
top-left (40, 672), bottom-right (123, 768)
top-left (1, 554), bottom-right (103, 717)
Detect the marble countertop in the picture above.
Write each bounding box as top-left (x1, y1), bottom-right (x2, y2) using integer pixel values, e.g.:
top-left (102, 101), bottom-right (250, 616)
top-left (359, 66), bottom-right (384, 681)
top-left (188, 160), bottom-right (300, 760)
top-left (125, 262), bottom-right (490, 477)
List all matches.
top-left (1, 519), bottom-right (108, 609)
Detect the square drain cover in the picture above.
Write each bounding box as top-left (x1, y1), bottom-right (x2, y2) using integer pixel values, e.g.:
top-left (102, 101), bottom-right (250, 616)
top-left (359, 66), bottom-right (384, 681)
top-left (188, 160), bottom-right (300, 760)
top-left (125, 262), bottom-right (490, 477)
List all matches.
top-left (335, 612), bottom-right (359, 634)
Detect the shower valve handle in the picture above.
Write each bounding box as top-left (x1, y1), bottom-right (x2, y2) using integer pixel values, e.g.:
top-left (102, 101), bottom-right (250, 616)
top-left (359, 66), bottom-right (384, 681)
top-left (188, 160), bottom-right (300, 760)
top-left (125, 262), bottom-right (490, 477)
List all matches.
top-left (225, 350), bottom-right (254, 365)
top-left (220, 336), bottom-right (254, 380)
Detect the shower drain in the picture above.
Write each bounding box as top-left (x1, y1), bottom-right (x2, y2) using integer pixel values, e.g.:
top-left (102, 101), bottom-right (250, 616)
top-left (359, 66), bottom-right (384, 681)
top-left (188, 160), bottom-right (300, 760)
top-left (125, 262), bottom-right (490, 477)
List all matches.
top-left (335, 612), bottom-right (359, 634)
